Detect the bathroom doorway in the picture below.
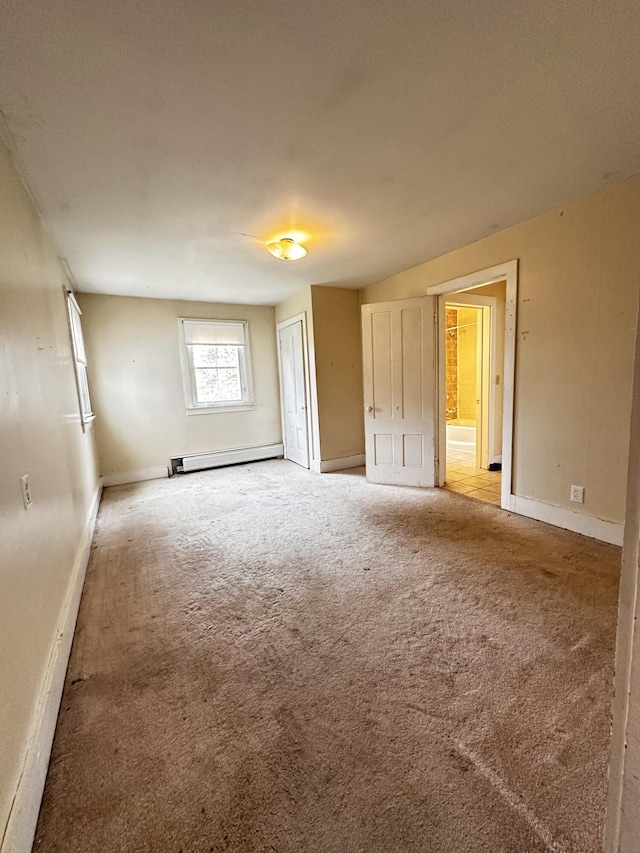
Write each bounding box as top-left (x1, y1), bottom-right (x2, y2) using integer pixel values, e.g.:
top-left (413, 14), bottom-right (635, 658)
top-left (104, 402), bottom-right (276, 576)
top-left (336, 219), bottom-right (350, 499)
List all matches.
top-left (442, 284), bottom-right (506, 505)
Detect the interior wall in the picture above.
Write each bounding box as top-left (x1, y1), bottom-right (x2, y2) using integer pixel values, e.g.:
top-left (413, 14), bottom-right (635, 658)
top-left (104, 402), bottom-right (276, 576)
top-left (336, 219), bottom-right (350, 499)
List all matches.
top-left (79, 294), bottom-right (282, 480)
top-left (472, 281), bottom-right (506, 459)
top-left (362, 177), bottom-right (640, 524)
top-left (455, 307), bottom-right (478, 422)
top-left (0, 138), bottom-right (99, 839)
top-left (310, 286), bottom-right (365, 463)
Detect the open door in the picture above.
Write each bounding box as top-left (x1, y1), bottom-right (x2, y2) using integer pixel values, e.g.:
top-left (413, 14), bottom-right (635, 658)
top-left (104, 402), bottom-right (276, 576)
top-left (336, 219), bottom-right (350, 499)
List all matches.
top-left (361, 296), bottom-right (436, 486)
top-left (278, 319), bottom-right (310, 468)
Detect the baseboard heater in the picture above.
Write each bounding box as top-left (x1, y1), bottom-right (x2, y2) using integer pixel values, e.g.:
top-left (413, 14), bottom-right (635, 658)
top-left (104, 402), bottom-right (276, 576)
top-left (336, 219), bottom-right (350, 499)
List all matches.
top-left (170, 443), bottom-right (284, 475)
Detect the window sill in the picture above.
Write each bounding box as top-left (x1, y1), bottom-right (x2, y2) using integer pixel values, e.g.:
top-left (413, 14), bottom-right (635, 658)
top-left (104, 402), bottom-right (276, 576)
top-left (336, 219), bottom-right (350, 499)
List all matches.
top-left (186, 403), bottom-right (256, 416)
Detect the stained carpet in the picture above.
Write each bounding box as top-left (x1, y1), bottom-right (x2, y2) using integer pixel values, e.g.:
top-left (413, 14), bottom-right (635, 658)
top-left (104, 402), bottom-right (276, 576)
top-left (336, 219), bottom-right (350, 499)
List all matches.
top-left (34, 461), bottom-right (620, 852)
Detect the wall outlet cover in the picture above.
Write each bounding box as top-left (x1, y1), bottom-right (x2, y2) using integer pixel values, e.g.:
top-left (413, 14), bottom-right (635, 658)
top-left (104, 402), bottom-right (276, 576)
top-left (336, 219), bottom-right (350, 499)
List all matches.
top-left (570, 485), bottom-right (584, 504)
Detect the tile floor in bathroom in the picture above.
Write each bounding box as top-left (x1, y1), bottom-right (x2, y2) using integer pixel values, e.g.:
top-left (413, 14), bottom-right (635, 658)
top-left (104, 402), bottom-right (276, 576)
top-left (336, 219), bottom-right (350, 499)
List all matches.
top-left (443, 442), bottom-right (502, 505)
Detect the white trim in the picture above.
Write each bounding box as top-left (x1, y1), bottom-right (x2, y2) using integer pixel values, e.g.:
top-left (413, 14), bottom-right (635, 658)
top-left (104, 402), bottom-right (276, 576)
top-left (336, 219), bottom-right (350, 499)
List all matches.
top-left (426, 261), bottom-right (517, 295)
top-left (276, 312), bottom-right (312, 470)
top-left (319, 454), bottom-right (366, 473)
top-left (1, 482), bottom-right (102, 853)
top-left (179, 443), bottom-right (283, 473)
top-left (604, 288), bottom-right (640, 852)
top-left (427, 259), bottom-right (517, 510)
top-left (277, 312), bottom-right (321, 471)
top-left (102, 466), bottom-right (169, 487)
top-left (509, 495), bottom-right (623, 546)
top-left (185, 403), bottom-right (255, 415)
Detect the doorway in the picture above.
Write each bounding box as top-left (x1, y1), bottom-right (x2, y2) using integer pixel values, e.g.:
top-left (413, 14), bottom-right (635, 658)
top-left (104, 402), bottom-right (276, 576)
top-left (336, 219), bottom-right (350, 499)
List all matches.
top-left (361, 260), bottom-right (517, 507)
top-left (443, 293), bottom-right (501, 504)
top-left (277, 314), bottom-right (311, 469)
top-left (427, 260), bottom-right (517, 511)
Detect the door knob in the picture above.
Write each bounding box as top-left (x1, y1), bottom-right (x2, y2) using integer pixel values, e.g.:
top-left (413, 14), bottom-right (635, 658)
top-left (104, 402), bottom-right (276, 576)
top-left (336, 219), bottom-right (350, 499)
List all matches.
top-left (366, 406), bottom-right (373, 413)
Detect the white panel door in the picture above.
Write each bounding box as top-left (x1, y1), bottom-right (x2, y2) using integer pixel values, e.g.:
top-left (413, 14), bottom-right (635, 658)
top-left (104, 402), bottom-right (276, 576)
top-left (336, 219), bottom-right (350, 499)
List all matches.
top-left (279, 320), bottom-right (310, 468)
top-left (362, 296), bottom-right (435, 486)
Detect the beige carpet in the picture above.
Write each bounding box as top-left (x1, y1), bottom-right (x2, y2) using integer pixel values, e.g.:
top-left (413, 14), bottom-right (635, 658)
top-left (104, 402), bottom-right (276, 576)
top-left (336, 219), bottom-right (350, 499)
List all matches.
top-left (34, 461), bottom-right (620, 853)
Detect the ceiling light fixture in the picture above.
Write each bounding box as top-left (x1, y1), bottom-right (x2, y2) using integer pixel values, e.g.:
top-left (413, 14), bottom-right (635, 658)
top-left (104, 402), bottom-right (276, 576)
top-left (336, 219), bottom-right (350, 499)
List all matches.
top-left (266, 237), bottom-right (308, 261)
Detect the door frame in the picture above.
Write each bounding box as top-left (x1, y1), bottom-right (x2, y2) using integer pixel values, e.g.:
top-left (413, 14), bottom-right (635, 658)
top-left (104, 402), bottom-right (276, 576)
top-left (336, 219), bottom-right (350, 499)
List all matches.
top-left (444, 294), bottom-right (497, 470)
top-left (276, 312), bottom-right (313, 469)
top-left (427, 260), bottom-right (518, 510)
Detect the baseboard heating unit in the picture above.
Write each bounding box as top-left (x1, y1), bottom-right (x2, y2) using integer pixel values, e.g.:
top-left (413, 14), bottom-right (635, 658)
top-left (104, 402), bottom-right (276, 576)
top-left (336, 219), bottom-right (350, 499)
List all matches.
top-left (170, 443), bottom-right (284, 475)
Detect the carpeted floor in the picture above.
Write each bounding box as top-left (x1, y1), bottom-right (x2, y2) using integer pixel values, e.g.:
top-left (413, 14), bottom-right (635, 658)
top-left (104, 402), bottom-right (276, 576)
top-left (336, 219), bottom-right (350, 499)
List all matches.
top-left (34, 461), bottom-right (620, 853)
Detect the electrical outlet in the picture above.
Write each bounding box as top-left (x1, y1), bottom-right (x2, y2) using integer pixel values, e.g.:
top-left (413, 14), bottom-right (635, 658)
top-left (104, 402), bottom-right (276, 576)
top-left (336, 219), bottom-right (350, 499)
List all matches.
top-left (20, 474), bottom-right (32, 509)
top-left (570, 485), bottom-right (584, 504)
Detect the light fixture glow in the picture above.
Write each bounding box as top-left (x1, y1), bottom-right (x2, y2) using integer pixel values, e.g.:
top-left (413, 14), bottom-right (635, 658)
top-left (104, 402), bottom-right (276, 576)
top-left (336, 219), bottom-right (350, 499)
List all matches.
top-left (266, 237), bottom-right (308, 261)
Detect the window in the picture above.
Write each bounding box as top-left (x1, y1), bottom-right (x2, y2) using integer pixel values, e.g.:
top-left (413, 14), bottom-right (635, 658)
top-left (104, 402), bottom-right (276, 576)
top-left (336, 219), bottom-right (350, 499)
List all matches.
top-left (178, 318), bottom-right (254, 413)
top-left (66, 290), bottom-right (94, 427)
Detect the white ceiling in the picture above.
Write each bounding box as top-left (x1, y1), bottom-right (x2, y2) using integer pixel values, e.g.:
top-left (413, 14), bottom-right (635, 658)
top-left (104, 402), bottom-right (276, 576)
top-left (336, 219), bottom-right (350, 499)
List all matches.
top-left (1, 0), bottom-right (639, 306)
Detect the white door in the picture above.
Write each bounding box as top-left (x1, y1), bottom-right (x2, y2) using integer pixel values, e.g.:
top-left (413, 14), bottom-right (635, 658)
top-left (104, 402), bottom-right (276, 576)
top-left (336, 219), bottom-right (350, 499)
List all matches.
top-left (278, 320), bottom-right (310, 468)
top-left (362, 296), bottom-right (436, 486)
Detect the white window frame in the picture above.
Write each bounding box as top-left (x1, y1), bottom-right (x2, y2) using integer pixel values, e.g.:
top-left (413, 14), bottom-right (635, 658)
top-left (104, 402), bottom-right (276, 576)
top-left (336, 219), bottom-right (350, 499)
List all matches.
top-left (178, 318), bottom-right (255, 415)
top-left (66, 290), bottom-right (95, 429)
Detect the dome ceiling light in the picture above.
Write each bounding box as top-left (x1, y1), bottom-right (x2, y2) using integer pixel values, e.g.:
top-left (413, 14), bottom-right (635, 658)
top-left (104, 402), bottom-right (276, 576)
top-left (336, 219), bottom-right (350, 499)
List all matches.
top-left (266, 237), bottom-right (308, 261)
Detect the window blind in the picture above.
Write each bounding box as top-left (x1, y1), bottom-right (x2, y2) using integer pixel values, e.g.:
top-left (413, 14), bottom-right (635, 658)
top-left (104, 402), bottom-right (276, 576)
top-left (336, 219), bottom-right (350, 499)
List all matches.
top-left (182, 320), bottom-right (245, 346)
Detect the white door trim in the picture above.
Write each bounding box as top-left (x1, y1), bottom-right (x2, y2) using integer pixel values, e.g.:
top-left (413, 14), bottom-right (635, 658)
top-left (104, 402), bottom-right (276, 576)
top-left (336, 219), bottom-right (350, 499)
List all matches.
top-left (276, 313), bottom-right (313, 469)
top-left (427, 259), bottom-right (518, 510)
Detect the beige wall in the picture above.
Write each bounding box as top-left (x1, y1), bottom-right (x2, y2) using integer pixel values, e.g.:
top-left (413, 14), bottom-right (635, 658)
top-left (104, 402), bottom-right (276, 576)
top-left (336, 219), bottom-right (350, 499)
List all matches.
top-left (310, 287), bottom-right (365, 462)
top-left (362, 177), bottom-right (640, 523)
top-left (0, 140), bottom-right (99, 837)
top-left (275, 286), bottom-right (314, 329)
top-left (79, 294), bottom-right (282, 479)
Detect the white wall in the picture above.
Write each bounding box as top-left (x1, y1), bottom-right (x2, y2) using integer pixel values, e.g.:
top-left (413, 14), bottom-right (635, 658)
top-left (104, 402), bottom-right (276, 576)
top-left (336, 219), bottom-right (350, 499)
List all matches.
top-left (0, 138), bottom-right (100, 844)
top-left (79, 294), bottom-right (282, 482)
top-left (363, 177), bottom-right (640, 527)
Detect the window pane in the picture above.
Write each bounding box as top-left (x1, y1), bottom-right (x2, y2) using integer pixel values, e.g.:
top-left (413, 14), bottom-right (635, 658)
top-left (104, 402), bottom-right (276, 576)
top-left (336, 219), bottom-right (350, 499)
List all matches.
top-left (194, 367), bottom-right (242, 402)
top-left (216, 368), bottom-right (242, 400)
top-left (68, 301), bottom-right (87, 362)
top-left (78, 363), bottom-right (93, 418)
top-left (191, 344), bottom-right (240, 369)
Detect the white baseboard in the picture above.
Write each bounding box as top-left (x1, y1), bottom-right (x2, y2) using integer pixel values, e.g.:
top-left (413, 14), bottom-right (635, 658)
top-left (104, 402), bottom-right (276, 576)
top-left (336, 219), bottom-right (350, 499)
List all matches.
top-left (320, 454), bottom-right (366, 473)
top-left (510, 494), bottom-right (624, 546)
top-left (490, 454), bottom-right (503, 465)
top-left (102, 466), bottom-right (169, 487)
top-left (1, 482), bottom-right (102, 853)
